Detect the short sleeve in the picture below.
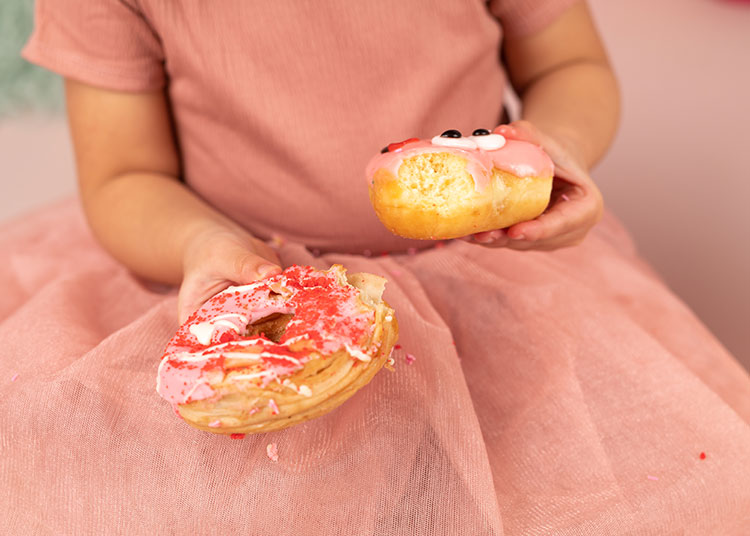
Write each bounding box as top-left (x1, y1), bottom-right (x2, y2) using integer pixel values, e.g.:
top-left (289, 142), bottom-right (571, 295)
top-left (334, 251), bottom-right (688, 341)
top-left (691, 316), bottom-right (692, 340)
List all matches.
top-left (488, 0), bottom-right (580, 38)
top-left (22, 0), bottom-right (165, 92)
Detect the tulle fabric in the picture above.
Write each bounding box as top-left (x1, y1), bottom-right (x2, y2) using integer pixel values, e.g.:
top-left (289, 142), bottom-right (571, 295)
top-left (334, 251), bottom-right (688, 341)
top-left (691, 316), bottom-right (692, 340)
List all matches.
top-left (2, 200), bottom-right (749, 535)
top-left (10, 1), bottom-right (750, 532)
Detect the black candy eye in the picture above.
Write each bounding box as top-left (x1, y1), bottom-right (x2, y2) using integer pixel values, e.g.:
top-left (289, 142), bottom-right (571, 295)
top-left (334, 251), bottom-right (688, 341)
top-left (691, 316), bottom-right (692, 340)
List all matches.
top-left (380, 146), bottom-right (389, 153)
top-left (440, 129), bottom-right (462, 138)
top-left (472, 128), bottom-right (490, 136)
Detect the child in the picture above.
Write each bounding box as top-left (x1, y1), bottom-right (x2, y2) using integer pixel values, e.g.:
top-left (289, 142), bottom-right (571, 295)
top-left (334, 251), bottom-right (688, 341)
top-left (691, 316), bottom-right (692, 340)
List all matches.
top-left (4, 0), bottom-right (749, 533)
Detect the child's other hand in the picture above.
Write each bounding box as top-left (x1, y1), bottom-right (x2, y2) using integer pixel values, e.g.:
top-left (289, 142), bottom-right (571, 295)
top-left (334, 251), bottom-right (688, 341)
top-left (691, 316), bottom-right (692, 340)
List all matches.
top-left (470, 120), bottom-right (603, 250)
top-left (177, 228), bottom-right (282, 323)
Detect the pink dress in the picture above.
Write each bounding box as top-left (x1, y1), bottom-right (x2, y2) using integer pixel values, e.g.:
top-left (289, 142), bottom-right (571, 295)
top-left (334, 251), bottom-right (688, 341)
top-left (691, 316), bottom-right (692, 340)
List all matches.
top-left (4, 0), bottom-right (749, 533)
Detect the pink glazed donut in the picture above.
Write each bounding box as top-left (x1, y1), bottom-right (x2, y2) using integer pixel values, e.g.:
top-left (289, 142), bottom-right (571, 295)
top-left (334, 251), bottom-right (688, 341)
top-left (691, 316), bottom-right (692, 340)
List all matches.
top-left (156, 265), bottom-right (398, 435)
top-left (366, 127), bottom-right (554, 239)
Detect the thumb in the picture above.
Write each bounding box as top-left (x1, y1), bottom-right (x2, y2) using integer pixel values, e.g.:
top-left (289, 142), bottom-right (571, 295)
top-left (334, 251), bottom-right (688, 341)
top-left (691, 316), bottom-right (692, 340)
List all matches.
top-left (493, 120), bottom-right (541, 144)
top-left (229, 248), bottom-right (282, 285)
top-left (178, 246), bottom-right (282, 324)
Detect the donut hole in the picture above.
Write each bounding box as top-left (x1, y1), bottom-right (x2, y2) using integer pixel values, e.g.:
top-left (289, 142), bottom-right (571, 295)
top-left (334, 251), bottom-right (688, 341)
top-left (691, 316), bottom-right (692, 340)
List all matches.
top-left (245, 312), bottom-right (294, 343)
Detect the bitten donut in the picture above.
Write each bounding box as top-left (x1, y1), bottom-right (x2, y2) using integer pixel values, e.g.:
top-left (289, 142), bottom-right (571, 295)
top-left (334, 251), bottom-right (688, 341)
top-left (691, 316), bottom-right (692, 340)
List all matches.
top-left (366, 127), bottom-right (555, 240)
top-left (156, 264), bottom-right (398, 435)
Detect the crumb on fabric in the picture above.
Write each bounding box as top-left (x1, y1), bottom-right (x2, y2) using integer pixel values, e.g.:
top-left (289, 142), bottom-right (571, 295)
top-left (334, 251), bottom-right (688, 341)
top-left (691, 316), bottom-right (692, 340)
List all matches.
top-left (267, 443), bottom-right (279, 462)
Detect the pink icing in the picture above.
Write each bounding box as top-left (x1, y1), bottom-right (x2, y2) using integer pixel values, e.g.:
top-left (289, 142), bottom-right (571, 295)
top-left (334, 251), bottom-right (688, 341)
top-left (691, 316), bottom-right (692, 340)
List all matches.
top-left (365, 137), bottom-right (554, 191)
top-left (156, 265), bottom-right (376, 408)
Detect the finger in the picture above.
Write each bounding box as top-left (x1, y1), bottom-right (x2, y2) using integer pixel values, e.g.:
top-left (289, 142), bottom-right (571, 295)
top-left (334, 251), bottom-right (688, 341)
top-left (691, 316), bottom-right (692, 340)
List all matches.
top-left (472, 229), bottom-right (504, 243)
top-left (177, 275), bottom-right (233, 324)
top-left (493, 121), bottom-right (540, 144)
top-left (177, 253), bottom-right (282, 324)
top-left (471, 226), bottom-right (587, 251)
top-left (232, 251), bottom-right (282, 283)
top-left (250, 238), bottom-right (283, 266)
top-left (472, 230), bottom-right (510, 248)
top-left (506, 187), bottom-right (600, 242)
top-left (216, 238), bottom-right (281, 284)
top-left (501, 227), bottom-right (588, 251)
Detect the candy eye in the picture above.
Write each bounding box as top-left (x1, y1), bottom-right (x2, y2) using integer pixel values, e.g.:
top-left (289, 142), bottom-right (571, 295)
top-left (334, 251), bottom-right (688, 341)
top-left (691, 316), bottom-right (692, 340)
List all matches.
top-left (472, 128), bottom-right (490, 136)
top-left (440, 129), bottom-right (462, 138)
top-left (469, 133), bottom-right (506, 151)
top-left (431, 135), bottom-right (478, 149)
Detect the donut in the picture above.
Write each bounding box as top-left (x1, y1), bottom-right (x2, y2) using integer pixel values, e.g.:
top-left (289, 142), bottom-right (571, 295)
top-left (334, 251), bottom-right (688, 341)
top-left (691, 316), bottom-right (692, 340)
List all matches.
top-left (366, 127), bottom-right (554, 240)
top-left (156, 264), bottom-right (398, 435)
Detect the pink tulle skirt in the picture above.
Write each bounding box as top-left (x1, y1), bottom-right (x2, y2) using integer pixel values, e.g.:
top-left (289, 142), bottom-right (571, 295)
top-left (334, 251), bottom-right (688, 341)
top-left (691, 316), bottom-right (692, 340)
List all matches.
top-left (2, 199), bottom-right (749, 535)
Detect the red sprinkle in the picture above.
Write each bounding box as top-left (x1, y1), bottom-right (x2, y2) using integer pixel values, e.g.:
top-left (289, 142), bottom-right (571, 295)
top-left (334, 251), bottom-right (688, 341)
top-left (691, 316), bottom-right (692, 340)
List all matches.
top-left (700, 452), bottom-right (706, 460)
top-left (387, 137), bottom-right (419, 153)
top-left (394, 344), bottom-right (402, 350)
top-left (230, 433), bottom-right (246, 440)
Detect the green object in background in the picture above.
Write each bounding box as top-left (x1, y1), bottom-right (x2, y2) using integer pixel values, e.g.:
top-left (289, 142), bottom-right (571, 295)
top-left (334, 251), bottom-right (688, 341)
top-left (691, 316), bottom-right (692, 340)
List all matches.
top-left (0, 0), bottom-right (63, 117)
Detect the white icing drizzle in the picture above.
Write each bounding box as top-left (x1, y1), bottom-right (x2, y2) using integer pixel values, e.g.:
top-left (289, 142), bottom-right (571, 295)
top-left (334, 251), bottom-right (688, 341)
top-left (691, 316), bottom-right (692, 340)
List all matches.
top-left (230, 370), bottom-right (276, 381)
top-left (183, 379), bottom-right (209, 401)
top-left (188, 312), bottom-right (248, 345)
top-left (470, 133), bottom-right (505, 151)
top-left (221, 351), bottom-right (263, 361)
top-left (189, 322), bottom-right (217, 346)
top-left (431, 136), bottom-right (478, 150)
top-left (345, 343), bottom-right (372, 362)
top-left (282, 379), bottom-right (313, 397)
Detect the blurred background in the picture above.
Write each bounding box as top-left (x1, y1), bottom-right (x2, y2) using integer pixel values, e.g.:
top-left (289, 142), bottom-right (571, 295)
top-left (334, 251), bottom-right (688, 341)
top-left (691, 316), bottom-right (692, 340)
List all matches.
top-left (1, 0), bottom-right (748, 368)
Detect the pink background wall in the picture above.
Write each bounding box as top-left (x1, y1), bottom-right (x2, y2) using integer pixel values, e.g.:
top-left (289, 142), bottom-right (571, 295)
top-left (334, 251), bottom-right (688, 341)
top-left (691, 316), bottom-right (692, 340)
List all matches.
top-left (589, 0), bottom-right (749, 366)
top-left (1, 0), bottom-right (748, 367)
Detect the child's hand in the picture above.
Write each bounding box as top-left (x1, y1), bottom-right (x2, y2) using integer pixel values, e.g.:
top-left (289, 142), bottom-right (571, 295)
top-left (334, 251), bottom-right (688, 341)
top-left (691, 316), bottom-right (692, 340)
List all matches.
top-left (177, 228), bottom-right (282, 323)
top-left (470, 120), bottom-right (603, 250)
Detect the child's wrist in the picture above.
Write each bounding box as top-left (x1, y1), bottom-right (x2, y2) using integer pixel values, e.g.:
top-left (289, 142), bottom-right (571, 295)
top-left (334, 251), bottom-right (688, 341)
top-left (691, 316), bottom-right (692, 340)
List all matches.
top-left (518, 119), bottom-right (590, 171)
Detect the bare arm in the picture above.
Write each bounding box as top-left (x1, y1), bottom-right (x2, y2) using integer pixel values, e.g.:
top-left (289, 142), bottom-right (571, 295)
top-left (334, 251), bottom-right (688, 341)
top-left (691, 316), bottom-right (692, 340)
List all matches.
top-left (66, 79), bottom-right (280, 320)
top-left (473, 1), bottom-right (619, 249)
top-left (503, 1), bottom-right (620, 168)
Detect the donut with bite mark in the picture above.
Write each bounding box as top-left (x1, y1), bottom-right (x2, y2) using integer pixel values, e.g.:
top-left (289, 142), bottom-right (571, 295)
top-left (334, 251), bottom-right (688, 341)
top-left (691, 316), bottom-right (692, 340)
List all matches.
top-left (366, 127), bottom-right (554, 239)
top-left (157, 264), bottom-right (398, 435)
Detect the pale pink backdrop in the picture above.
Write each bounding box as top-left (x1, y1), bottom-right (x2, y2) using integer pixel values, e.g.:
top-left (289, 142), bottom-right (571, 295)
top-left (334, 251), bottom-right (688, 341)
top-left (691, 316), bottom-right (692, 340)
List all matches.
top-left (1, 0), bottom-right (748, 367)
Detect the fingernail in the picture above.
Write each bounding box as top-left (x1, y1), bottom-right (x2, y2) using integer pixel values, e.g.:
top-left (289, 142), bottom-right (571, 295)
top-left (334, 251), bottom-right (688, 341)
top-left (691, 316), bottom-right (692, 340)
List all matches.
top-left (258, 264), bottom-right (280, 278)
top-left (511, 234), bottom-right (525, 240)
